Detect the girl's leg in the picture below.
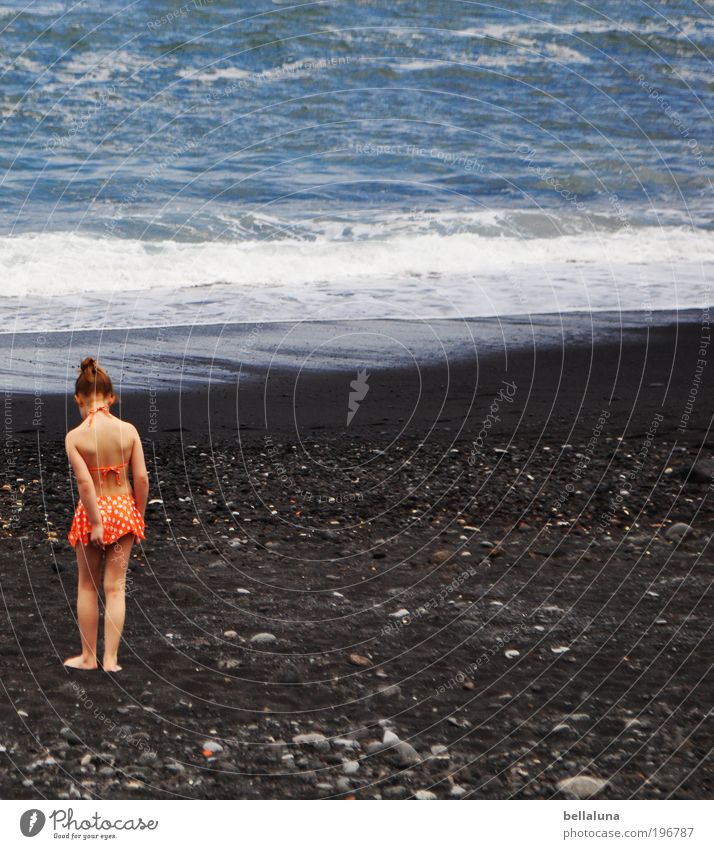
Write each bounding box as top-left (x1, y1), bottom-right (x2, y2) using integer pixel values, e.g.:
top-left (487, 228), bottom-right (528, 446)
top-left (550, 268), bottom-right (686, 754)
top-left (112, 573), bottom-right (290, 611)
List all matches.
top-left (64, 542), bottom-right (102, 669)
top-left (102, 534), bottom-right (134, 672)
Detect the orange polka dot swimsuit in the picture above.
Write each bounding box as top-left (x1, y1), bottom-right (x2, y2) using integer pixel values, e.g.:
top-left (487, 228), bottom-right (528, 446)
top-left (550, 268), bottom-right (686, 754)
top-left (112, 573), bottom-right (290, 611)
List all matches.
top-left (67, 406), bottom-right (146, 547)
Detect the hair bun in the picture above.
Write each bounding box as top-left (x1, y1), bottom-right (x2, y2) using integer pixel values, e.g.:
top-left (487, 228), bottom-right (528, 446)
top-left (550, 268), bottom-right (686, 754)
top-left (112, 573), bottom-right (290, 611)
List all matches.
top-left (80, 356), bottom-right (97, 373)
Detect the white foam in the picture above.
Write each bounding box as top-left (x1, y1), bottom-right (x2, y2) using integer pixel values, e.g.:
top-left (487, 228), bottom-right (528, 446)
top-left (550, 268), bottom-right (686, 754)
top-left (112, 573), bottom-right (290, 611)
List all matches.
top-left (1, 224), bottom-right (711, 303)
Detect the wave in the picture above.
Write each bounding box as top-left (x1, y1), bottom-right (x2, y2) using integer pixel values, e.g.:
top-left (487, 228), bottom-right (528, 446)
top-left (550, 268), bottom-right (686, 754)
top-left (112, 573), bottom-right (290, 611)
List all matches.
top-left (1, 220), bottom-right (712, 300)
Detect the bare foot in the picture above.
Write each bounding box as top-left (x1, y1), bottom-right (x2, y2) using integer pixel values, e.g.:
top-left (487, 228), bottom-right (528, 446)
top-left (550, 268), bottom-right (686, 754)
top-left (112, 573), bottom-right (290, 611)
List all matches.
top-left (103, 660), bottom-right (122, 672)
top-left (64, 655), bottom-right (98, 670)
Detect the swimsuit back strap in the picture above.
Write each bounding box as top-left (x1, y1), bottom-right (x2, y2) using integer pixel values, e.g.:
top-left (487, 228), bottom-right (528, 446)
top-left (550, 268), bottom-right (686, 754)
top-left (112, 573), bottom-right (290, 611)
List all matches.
top-left (88, 461), bottom-right (129, 485)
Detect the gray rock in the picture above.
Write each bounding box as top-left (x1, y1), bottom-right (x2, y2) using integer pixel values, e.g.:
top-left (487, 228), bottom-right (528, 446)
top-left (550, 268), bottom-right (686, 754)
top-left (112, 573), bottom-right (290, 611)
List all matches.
top-left (292, 732), bottom-right (330, 753)
top-left (383, 785), bottom-right (408, 799)
top-left (202, 741), bottom-right (223, 756)
top-left (60, 727), bottom-right (82, 745)
top-left (335, 777), bottom-right (352, 793)
top-left (557, 775), bottom-right (608, 798)
top-left (450, 785), bottom-right (468, 798)
top-left (342, 760), bottom-right (360, 775)
top-left (665, 523), bottom-right (693, 542)
top-left (382, 729), bottom-right (400, 746)
top-left (250, 632), bottom-right (277, 645)
top-left (392, 741), bottom-right (421, 767)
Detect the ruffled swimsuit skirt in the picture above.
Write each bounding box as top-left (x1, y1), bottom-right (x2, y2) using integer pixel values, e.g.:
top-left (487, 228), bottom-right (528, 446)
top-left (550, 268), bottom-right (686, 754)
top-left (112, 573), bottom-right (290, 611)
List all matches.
top-left (68, 494), bottom-right (145, 547)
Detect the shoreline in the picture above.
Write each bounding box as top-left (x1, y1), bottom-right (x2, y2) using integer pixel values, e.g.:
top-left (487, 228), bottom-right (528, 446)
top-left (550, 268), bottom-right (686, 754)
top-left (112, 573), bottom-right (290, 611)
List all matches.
top-left (2, 307), bottom-right (711, 443)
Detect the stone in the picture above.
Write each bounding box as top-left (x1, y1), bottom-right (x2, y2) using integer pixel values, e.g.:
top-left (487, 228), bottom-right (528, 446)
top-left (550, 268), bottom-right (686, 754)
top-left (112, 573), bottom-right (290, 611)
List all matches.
top-left (342, 760), bottom-right (360, 775)
top-left (414, 789), bottom-right (437, 800)
top-left (665, 523), bottom-right (693, 542)
top-left (557, 775), bottom-right (608, 798)
top-left (293, 732), bottom-right (330, 753)
top-left (504, 649), bottom-right (520, 659)
top-left (392, 741), bottom-right (421, 767)
top-left (450, 785), bottom-right (468, 798)
top-left (383, 785), bottom-right (408, 799)
top-left (348, 653), bottom-right (371, 667)
top-left (60, 727), bottom-right (82, 745)
top-left (390, 608), bottom-right (410, 619)
top-left (223, 630), bottom-right (238, 638)
top-left (431, 549), bottom-right (451, 564)
top-left (201, 741), bottom-right (223, 757)
top-left (250, 632), bottom-right (277, 645)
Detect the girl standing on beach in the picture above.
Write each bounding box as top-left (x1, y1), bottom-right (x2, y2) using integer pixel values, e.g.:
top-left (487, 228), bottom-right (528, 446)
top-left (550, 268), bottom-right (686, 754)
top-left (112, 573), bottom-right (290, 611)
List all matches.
top-left (64, 357), bottom-right (149, 672)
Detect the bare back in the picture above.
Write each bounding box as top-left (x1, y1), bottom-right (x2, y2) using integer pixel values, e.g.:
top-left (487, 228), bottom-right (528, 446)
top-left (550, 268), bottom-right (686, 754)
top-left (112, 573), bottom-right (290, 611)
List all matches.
top-left (68, 412), bottom-right (137, 496)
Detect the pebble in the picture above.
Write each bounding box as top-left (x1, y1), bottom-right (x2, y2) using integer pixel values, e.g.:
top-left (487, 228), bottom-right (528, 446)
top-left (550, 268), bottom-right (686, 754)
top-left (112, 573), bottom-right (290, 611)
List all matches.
top-left (390, 608), bottom-right (410, 618)
top-left (250, 632), bottom-right (277, 645)
top-left (392, 741), bottom-right (421, 767)
top-left (348, 653), bottom-right (371, 667)
top-left (60, 727), bottom-right (82, 745)
top-left (333, 737), bottom-right (360, 750)
top-left (665, 522), bottom-right (693, 542)
top-left (382, 729), bottom-right (400, 746)
top-left (293, 732), bottom-right (330, 753)
top-left (504, 649), bottom-right (520, 659)
top-left (551, 646), bottom-right (570, 654)
top-left (383, 785), bottom-right (408, 799)
top-left (342, 760), bottom-right (360, 775)
top-left (414, 789), bottom-right (437, 800)
top-left (431, 549), bottom-right (451, 564)
top-left (335, 777), bottom-right (352, 794)
top-left (235, 588), bottom-right (251, 595)
top-left (202, 741), bottom-right (223, 757)
top-left (223, 630), bottom-right (238, 638)
top-left (564, 713), bottom-right (590, 723)
top-left (557, 775), bottom-right (608, 798)
top-left (450, 785), bottom-right (468, 798)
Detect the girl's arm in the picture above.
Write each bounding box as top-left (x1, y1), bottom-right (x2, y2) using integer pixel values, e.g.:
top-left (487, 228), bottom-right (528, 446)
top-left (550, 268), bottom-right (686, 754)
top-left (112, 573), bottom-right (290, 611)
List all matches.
top-left (65, 434), bottom-right (103, 542)
top-left (130, 429), bottom-right (149, 517)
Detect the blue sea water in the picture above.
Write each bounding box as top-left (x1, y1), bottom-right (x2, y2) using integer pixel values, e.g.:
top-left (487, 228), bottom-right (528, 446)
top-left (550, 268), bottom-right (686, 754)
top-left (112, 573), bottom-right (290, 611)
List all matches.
top-left (0, 0), bottom-right (712, 330)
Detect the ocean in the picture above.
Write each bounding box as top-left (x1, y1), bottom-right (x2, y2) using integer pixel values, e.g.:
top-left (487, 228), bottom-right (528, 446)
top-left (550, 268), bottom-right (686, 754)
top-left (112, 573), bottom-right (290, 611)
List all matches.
top-left (1, 0), bottom-right (712, 332)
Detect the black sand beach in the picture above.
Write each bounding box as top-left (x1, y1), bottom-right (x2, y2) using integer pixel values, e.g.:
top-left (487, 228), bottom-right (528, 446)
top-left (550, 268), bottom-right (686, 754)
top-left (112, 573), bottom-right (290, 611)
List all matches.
top-left (0, 310), bottom-right (712, 799)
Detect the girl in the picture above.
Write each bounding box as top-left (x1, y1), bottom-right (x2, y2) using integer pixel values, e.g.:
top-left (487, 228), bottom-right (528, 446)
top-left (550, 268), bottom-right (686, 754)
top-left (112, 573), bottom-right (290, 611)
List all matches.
top-left (65, 357), bottom-right (149, 672)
